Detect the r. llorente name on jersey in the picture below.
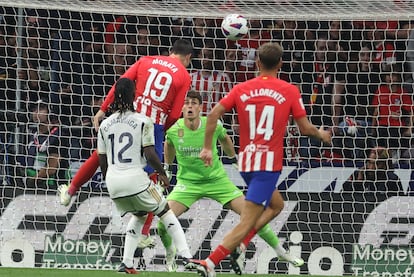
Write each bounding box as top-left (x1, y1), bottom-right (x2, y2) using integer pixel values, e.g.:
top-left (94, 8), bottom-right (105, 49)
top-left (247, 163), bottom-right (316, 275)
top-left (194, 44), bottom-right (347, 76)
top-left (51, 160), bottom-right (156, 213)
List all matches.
top-left (240, 88), bottom-right (286, 103)
top-left (102, 117), bottom-right (138, 132)
top-left (152, 58), bottom-right (178, 73)
top-left (177, 145), bottom-right (202, 157)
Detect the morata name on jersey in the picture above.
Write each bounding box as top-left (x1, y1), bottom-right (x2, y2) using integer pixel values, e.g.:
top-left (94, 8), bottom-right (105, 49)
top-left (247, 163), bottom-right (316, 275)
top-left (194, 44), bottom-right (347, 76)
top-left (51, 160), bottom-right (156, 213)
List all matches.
top-left (240, 88), bottom-right (286, 104)
top-left (152, 58), bottom-right (178, 73)
top-left (103, 117), bottom-right (138, 132)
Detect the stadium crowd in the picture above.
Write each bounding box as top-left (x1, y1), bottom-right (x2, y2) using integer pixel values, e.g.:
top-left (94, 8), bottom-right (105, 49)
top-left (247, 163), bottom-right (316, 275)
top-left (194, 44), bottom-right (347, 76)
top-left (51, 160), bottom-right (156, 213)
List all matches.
top-left (0, 7), bottom-right (413, 194)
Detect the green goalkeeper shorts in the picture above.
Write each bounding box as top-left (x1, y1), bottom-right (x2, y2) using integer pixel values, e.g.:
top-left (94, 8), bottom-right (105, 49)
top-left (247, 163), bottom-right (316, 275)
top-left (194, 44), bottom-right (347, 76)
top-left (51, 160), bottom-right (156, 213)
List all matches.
top-left (167, 175), bottom-right (243, 208)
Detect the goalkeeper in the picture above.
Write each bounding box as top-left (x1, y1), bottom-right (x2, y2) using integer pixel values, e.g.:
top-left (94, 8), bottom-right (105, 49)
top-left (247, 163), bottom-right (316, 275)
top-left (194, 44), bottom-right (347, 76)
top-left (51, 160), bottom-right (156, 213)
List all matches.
top-left (159, 90), bottom-right (304, 273)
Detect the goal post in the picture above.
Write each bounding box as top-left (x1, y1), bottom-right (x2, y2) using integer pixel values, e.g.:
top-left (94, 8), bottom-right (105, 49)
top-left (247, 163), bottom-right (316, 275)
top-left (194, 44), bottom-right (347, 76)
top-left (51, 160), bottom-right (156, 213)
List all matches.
top-left (0, 0), bottom-right (414, 276)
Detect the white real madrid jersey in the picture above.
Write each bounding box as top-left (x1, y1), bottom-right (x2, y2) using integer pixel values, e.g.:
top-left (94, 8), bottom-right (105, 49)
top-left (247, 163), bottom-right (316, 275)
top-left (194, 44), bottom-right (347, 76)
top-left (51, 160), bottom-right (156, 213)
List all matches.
top-left (97, 111), bottom-right (154, 198)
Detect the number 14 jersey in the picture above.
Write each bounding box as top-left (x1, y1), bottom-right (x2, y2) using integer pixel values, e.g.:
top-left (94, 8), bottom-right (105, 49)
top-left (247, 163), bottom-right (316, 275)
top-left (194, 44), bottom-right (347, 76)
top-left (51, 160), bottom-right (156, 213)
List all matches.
top-left (220, 75), bottom-right (307, 172)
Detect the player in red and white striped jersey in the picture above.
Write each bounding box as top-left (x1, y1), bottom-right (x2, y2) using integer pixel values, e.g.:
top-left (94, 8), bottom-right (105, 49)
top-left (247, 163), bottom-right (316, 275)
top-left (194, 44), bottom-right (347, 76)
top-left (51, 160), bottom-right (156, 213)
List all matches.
top-left (193, 42), bottom-right (331, 277)
top-left (61, 39), bottom-right (192, 200)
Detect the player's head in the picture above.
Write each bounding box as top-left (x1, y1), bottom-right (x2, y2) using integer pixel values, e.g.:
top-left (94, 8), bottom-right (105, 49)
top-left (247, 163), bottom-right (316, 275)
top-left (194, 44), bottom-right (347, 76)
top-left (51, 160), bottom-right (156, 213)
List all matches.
top-left (31, 100), bottom-right (58, 126)
top-left (170, 39), bottom-right (193, 67)
top-left (365, 146), bottom-right (392, 180)
top-left (183, 90), bottom-right (202, 120)
top-left (113, 78), bottom-right (135, 113)
top-left (256, 42), bottom-right (283, 72)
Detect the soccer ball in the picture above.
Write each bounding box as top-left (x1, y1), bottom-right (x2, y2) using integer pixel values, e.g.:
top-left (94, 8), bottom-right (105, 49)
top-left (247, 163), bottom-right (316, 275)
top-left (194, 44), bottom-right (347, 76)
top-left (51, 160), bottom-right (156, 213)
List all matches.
top-left (221, 14), bottom-right (249, 41)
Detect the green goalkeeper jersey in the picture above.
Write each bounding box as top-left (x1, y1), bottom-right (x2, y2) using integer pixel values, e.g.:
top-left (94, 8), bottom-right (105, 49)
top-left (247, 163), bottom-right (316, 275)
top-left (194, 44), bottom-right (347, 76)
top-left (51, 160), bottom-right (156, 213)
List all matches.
top-left (166, 116), bottom-right (228, 184)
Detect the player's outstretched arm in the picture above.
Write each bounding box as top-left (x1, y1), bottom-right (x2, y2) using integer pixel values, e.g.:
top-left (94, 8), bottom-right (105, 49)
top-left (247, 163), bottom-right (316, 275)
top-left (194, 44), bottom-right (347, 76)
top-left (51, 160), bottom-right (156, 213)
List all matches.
top-left (144, 145), bottom-right (170, 188)
top-left (295, 117), bottom-right (332, 144)
top-left (93, 109), bottom-right (106, 132)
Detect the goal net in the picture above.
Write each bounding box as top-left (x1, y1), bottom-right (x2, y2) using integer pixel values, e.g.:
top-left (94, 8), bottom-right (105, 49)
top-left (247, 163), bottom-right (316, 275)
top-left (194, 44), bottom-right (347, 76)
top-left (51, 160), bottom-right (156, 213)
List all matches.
top-left (0, 0), bottom-right (414, 275)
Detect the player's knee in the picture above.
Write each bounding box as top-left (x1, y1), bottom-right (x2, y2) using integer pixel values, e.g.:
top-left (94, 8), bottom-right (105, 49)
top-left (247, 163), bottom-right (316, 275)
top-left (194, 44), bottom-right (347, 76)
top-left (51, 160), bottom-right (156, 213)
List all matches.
top-left (269, 198), bottom-right (284, 217)
top-left (156, 203), bottom-right (170, 218)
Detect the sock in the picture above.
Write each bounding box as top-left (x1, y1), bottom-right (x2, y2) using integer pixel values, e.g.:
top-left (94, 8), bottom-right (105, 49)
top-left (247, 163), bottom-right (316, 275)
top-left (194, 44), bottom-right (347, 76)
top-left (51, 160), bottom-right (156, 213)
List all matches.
top-left (141, 212), bottom-right (154, 236)
top-left (257, 224), bottom-right (287, 257)
top-left (122, 215), bottom-right (145, 268)
top-left (160, 209), bottom-right (191, 258)
top-left (257, 224), bottom-right (279, 248)
top-left (157, 220), bottom-right (173, 249)
top-left (207, 245), bottom-right (231, 266)
top-left (275, 243), bottom-right (288, 257)
top-left (242, 228), bottom-right (257, 248)
top-left (68, 150), bottom-right (99, 195)
top-left (140, 173), bottom-right (157, 235)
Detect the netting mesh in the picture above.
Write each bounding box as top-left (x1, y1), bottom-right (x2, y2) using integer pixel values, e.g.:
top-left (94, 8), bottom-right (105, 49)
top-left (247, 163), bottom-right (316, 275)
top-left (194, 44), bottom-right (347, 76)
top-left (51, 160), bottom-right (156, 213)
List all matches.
top-left (1, 0), bottom-right (413, 19)
top-left (0, 0), bottom-right (414, 275)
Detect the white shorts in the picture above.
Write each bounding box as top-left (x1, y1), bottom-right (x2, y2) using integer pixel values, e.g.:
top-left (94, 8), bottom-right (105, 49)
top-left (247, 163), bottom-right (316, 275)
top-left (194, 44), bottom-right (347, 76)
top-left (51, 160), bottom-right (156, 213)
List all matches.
top-left (113, 183), bottom-right (167, 216)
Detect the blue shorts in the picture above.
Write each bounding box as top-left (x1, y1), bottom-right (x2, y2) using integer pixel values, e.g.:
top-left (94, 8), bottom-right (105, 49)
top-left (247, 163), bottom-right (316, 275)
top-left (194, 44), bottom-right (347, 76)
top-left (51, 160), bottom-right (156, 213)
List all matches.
top-left (240, 171), bottom-right (281, 208)
top-left (144, 123), bottom-right (164, 174)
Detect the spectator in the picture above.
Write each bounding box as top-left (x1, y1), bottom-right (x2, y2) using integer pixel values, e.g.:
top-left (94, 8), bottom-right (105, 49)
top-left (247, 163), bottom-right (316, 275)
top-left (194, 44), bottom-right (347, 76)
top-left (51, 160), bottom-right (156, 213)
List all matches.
top-left (370, 22), bottom-right (397, 71)
top-left (302, 33), bottom-right (347, 128)
top-left (49, 11), bottom-right (93, 125)
top-left (67, 96), bottom-right (103, 188)
top-left (223, 43), bottom-right (240, 83)
top-left (159, 17), bottom-right (185, 46)
top-left (134, 24), bottom-right (168, 57)
top-left (299, 33), bottom-right (346, 159)
top-left (19, 14), bottom-right (51, 109)
top-left (22, 101), bottom-right (67, 188)
top-left (82, 16), bottom-right (106, 83)
top-left (372, 64), bottom-right (414, 159)
top-left (235, 19), bottom-right (271, 82)
top-left (342, 147), bottom-right (403, 194)
top-left (183, 17), bottom-right (220, 69)
top-left (326, 20), bottom-right (352, 62)
top-left (91, 41), bottom-right (134, 98)
top-left (190, 41), bottom-right (233, 115)
top-left (273, 20), bottom-right (307, 83)
top-left (222, 43), bottom-right (240, 148)
top-left (331, 43), bottom-right (381, 160)
top-left (408, 27), bottom-right (414, 82)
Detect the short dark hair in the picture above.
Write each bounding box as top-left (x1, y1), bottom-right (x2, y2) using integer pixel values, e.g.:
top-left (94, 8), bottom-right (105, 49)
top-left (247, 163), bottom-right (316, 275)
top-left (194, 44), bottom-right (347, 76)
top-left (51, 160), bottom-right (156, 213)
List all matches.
top-left (113, 78), bottom-right (135, 113)
top-left (257, 42), bottom-right (283, 70)
top-left (31, 100), bottom-right (59, 123)
top-left (170, 39), bottom-right (193, 56)
top-left (186, 90), bottom-right (202, 104)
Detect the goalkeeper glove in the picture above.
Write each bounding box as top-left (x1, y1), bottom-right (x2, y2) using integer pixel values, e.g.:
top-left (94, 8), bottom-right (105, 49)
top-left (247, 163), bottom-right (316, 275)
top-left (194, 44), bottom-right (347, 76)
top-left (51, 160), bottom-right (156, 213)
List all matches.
top-left (229, 155), bottom-right (238, 170)
top-left (58, 184), bottom-right (72, 206)
top-left (163, 164), bottom-right (173, 181)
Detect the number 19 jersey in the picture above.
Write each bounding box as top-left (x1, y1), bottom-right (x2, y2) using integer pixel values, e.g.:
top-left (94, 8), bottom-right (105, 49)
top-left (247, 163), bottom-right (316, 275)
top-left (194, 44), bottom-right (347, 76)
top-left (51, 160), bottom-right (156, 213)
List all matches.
top-left (101, 55), bottom-right (191, 130)
top-left (219, 75), bottom-right (307, 172)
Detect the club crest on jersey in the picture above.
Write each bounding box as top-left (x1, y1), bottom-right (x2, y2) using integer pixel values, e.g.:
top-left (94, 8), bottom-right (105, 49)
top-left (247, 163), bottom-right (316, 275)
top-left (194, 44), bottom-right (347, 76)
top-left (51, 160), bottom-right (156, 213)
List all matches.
top-left (178, 128), bottom-right (184, 137)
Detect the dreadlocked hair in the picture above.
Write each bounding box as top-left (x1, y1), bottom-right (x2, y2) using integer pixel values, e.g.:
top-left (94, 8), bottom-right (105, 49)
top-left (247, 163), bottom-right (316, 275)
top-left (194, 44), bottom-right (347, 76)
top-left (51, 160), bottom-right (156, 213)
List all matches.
top-left (112, 78), bottom-right (135, 114)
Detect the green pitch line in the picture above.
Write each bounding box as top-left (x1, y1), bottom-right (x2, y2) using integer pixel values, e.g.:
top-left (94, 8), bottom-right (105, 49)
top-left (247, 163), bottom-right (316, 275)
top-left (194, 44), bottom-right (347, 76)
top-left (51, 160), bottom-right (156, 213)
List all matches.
top-left (0, 268), bottom-right (336, 277)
